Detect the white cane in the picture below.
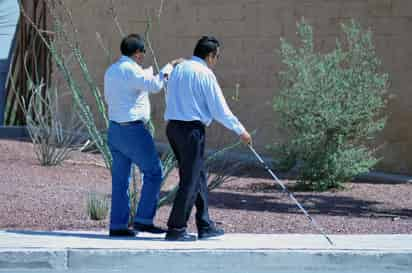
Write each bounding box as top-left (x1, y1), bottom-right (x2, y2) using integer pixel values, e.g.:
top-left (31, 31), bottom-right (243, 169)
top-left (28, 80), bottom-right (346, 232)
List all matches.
top-left (248, 145), bottom-right (334, 246)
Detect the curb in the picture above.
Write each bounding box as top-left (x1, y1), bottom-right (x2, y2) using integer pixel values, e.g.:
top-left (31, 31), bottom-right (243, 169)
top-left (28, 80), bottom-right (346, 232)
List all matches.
top-left (0, 126), bottom-right (29, 140)
top-left (2, 232), bottom-right (412, 272)
top-left (354, 171), bottom-right (412, 184)
top-left (1, 249), bottom-right (411, 272)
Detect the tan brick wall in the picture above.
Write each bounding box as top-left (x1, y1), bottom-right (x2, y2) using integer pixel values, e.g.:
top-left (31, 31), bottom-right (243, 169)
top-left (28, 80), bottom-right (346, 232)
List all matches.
top-left (63, 0), bottom-right (412, 174)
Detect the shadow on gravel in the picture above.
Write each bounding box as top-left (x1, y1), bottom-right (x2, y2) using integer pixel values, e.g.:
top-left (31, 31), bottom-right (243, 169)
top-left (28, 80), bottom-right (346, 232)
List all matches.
top-left (208, 191), bottom-right (412, 218)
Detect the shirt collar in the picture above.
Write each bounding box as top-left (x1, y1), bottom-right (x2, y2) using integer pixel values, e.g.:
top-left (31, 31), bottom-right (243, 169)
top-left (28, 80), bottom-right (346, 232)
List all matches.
top-left (119, 55), bottom-right (144, 69)
top-left (191, 56), bottom-right (208, 67)
top-left (119, 55), bottom-right (136, 64)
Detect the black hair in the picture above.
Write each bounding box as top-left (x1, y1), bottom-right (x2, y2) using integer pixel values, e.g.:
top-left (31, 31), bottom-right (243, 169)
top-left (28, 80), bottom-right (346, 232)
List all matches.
top-left (120, 34), bottom-right (146, 56)
top-left (193, 36), bottom-right (220, 59)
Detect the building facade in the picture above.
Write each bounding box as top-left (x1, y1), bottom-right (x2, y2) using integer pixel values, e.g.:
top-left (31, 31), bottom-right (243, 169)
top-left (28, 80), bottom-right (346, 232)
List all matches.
top-left (64, 0), bottom-right (412, 174)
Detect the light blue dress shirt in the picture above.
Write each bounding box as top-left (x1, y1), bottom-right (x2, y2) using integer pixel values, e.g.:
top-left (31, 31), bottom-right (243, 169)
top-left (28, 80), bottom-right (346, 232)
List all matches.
top-left (164, 56), bottom-right (246, 135)
top-left (104, 55), bottom-right (171, 123)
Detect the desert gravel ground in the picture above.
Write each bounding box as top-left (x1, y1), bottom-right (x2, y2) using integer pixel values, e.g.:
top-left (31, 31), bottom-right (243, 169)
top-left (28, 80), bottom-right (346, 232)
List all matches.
top-left (1, 139), bottom-right (411, 234)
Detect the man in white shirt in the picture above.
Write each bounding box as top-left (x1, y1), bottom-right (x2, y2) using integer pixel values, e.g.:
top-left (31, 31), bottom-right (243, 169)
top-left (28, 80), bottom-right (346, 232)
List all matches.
top-left (164, 36), bottom-right (252, 241)
top-left (104, 34), bottom-right (173, 237)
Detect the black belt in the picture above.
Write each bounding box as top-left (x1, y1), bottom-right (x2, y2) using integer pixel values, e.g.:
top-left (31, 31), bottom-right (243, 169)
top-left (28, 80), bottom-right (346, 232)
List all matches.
top-left (113, 120), bottom-right (143, 126)
top-left (169, 120), bottom-right (204, 127)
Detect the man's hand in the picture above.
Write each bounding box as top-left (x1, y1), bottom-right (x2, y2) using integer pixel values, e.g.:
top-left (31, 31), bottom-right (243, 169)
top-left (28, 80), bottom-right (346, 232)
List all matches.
top-left (240, 131), bottom-right (252, 145)
top-left (171, 58), bottom-right (185, 67)
top-left (160, 63), bottom-right (174, 80)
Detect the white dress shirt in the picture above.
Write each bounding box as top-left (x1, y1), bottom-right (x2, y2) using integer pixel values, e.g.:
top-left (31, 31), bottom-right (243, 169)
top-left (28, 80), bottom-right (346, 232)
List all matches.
top-left (164, 56), bottom-right (246, 135)
top-left (104, 55), bottom-right (172, 123)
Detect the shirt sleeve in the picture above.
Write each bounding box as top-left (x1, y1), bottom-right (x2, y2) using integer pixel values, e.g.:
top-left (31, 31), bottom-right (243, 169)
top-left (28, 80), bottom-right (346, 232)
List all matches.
top-left (125, 63), bottom-right (165, 94)
top-left (203, 73), bottom-right (246, 135)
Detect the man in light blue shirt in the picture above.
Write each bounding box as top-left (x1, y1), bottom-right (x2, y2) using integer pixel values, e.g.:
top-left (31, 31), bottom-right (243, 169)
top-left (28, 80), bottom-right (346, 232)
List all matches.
top-left (104, 34), bottom-right (173, 237)
top-left (164, 36), bottom-right (252, 241)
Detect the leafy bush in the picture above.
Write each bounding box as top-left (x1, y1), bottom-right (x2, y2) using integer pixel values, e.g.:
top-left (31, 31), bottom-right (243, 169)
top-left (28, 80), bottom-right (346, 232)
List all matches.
top-left (274, 19), bottom-right (389, 191)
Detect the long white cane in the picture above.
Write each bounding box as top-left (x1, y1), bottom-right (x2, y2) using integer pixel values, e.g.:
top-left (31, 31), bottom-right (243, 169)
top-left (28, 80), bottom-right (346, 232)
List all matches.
top-left (248, 145), bottom-right (334, 246)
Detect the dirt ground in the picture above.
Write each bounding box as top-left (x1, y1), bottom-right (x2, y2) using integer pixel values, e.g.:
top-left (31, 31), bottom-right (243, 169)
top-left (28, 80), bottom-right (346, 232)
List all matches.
top-left (0, 139), bottom-right (411, 234)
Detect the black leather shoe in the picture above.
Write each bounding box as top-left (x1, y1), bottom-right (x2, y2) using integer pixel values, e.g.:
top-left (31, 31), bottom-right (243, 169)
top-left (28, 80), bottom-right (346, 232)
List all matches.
top-left (133, 223), bottom-right (166, 234)
top-left (109, 229), bottom-right (136, 237)
top-left (165, 229), bottom-right (197, 241)
top-left (198, 226), bottom-right (224, 239)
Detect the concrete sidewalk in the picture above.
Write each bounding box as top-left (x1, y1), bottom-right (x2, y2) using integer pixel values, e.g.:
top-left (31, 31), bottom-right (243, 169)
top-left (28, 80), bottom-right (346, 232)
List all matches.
top-left (1, 230), bottom-right (411, 272)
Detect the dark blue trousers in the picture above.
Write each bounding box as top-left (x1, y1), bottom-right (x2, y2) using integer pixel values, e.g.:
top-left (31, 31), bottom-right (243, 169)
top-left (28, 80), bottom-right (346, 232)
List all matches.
top-left (108, 120), bottom-right (162, 230)
top-left (166, 120), bottom-right (212, 230)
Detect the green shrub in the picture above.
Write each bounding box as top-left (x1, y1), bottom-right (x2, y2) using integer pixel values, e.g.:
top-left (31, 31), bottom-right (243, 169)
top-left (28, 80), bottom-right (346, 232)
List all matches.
top-left (274, 19), bottom-right (389, 191)
top-left (87, 192), bottom-right (110, 221)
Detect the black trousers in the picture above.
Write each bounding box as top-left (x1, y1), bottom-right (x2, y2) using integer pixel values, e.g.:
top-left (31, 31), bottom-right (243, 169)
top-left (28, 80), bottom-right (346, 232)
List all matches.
top-left (166, 120), bottom-right (212, 230)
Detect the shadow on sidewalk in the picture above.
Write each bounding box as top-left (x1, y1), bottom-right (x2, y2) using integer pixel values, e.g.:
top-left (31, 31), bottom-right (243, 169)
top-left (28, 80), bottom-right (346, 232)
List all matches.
top-left (5, 230), bottom-right (166, 241)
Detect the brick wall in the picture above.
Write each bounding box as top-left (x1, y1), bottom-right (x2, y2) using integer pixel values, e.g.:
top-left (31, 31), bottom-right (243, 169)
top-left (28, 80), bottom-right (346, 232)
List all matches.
top-left (65, 0), bottom-right (412, 174)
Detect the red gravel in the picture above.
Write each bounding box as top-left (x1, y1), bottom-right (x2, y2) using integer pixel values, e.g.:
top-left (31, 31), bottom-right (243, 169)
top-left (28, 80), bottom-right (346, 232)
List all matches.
top-left (1, 139), bottom-right (411, 234)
